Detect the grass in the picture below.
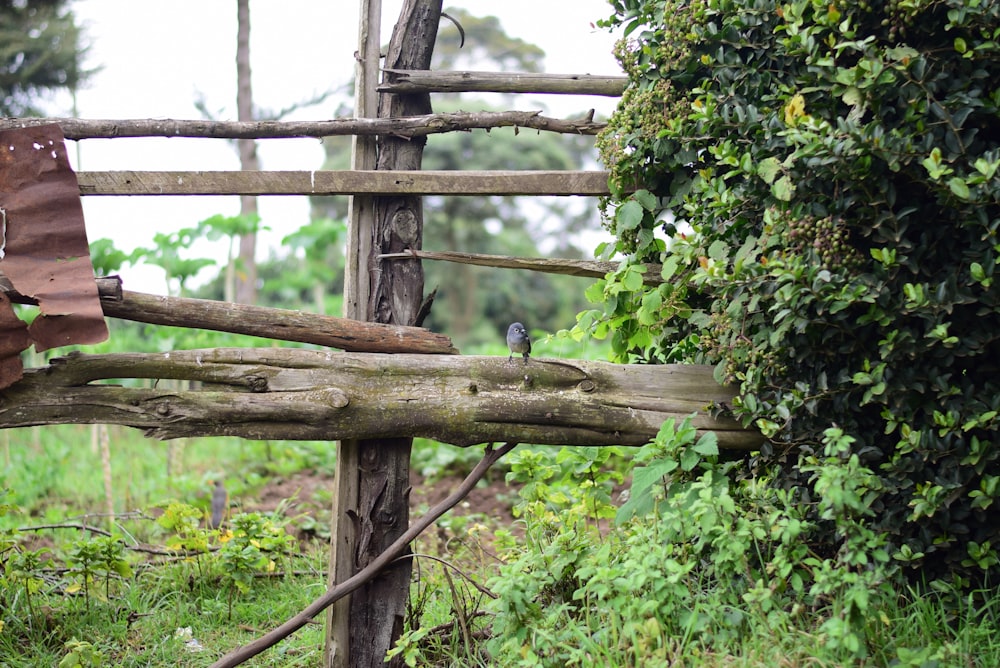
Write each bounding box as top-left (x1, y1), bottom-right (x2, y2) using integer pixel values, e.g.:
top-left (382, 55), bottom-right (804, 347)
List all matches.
top-left (0, 545), bottom-right (328, 667)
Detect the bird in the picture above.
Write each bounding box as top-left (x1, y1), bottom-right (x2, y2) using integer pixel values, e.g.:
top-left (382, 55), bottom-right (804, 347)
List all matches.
top-left (209, 480), bottom-right (228, 529)
top-left (506, 322), bottom-right (531, 363)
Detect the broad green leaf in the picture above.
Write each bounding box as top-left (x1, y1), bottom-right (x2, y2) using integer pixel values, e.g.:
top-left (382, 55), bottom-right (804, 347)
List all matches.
top-left (772, 175), bottom-right (795, 201)
top-left (708, 239), bottom-right (729, 261)
top-left (633, 189), bottom-right (658, 211)
top-left (616, 199), bottom-right (644, 231)
top-left (948, 177), bottom-right (971, 200)
top-left (757, 156), bottom-right (781, 184)
top-left (692, 431), bottom-right (719, 456)
top-left (661, 255), bottom-right (679, 281)
top-left (622, 266), bottom-right (645, 291)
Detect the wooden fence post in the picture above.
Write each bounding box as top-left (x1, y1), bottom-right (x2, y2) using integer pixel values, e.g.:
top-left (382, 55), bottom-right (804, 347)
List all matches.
top-left (327, 1), bottom-right (443, 666)
top-left (325, 0), bottom-right (380, 664)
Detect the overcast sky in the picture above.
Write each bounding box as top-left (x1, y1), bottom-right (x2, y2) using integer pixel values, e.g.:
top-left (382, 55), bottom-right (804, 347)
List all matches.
top-left (61, 0), bottom-right (623, 294)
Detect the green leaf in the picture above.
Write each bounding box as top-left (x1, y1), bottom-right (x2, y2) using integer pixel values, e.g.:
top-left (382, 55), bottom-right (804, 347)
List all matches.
top-left (584, 279), bottom-right (606, 303)
top-left (971, 262), bottom-right (985, 282)
top-left (692, 431), bottom-right (719, 456)
top-left (948, 177), bottom-right (971, 200)
top-left (680, 448), bottom-right (700, 471)
top-left (841, 86), bottom-right (863, 108)
top-left (622, 266), bottom-right (645, 291)
top-left (633, 189), bottom-right (658, 211)
top-left (616, 199), bottom-right (644, 231)
top-left (661, 255), bottom-right (679, 281)
top-left (772, 175), bottom-right (795, 201)
top-left (757, 157), bottom-right (781, 184)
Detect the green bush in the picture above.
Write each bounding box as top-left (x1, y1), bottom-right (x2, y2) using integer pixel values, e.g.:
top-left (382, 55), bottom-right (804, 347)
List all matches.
top-left (486, 421), bottom-right (923, 663)
top-left (589, 0), bottom-right (1000, 581)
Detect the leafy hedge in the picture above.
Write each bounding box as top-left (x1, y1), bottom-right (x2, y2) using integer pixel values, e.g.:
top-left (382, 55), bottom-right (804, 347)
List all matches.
top-left (588, 0), bottom-right (1000, 580)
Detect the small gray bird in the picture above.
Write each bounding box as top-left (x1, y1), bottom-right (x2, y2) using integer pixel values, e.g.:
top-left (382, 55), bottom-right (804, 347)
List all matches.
top-left (507, 322), bottom-right (531, 362)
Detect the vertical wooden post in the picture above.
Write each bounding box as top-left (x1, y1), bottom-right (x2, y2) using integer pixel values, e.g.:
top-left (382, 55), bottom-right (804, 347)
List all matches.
top-left (326, 1), bottom-right (380, 665)
top-left (327, 1), bottom-right (444, 666)
top-left (326, 0), bottom-right (381, 662)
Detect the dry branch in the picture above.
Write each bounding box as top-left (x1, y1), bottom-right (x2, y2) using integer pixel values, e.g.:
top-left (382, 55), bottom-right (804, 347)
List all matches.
top-left (378, 249), bottom-right (620, 281)
top-left (210, 442), bottom-right (517, 668)
top-left (0, 110), bottom-right (605, 139)
top-left (0, 348), bottom-right (761, 449)
top-left (379, 69), bottom-right (627, 96)
top-left (100, 289), bottom-right (457, 354)
top-left (1, 276), bottom-right (455, 354)
top-left (378, 249), bottom-right (669, 285)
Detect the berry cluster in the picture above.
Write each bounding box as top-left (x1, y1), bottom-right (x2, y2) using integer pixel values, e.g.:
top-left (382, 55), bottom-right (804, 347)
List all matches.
top-left (784, 214), bottom-right (863, 271)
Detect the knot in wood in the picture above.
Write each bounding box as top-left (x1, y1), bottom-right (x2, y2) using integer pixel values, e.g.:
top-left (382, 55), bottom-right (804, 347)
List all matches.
top-left (245, 375), bottom-right (268, 392)
top-left (155, 402), bottom-right (170, 416)
top-left (318, 387), bottom-right (349, 408)
top-left (577, 379), bottom-right (597, 392)
top-left (388, 209), bottom-right (419, 247)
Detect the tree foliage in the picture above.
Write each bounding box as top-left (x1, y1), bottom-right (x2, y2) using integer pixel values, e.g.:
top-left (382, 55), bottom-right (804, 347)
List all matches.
top-left (0, 0), bottom-right (90, 116)
top-left (590, 0), bottom-right (1000, 581)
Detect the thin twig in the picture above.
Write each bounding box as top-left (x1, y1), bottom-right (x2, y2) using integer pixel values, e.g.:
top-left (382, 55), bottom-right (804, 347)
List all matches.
top-left (394, 552), bottom-right (497, 599)
top-left (210, 441), bottom-right (517, 668)
top-left (16, 523), bottom-right (113, 536)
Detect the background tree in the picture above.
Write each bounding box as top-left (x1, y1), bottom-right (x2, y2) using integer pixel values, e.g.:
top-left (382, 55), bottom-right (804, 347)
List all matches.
top-left (234, 0), bottom-right (260, 305)
top-left (592, 0), bottom-right (1000, 582)
top-left (0, 0), bottom-right (91, 116)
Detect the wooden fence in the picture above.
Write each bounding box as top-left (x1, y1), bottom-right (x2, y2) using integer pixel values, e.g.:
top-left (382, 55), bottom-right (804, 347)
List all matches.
top-left (0, 2), bottom-right (758, 666)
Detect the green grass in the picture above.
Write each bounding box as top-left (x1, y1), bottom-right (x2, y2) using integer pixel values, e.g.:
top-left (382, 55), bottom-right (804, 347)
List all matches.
top-left (0, 425), bottom-right (334, 530)
top-left (0, 543), bottom-right (328, 667)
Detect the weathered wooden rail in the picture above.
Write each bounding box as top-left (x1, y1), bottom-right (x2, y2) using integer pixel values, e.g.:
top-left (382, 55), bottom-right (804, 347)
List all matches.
top-left (73, 169), bottom-right (612, 196)
top-left (1, 348), bottom-right (758, 449)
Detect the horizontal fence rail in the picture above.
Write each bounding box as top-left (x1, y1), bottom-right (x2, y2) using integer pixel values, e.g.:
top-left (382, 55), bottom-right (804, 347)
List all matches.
top-left (0, 110), bottom-right (607, 139)
top-left (75, 170), bottom-right (613, 196)
top-left (377, 70), bottom-right (628, 96)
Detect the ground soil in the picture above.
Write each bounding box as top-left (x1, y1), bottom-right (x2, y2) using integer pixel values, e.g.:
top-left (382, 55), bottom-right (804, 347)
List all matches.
top-left (249, 466), bottom-right (518, 546)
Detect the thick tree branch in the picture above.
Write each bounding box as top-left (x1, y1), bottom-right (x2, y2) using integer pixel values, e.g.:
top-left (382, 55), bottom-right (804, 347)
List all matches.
top-left (0, 349), bottom-right (760, 449)
top-left (100, 289), bottom-right (458, 354)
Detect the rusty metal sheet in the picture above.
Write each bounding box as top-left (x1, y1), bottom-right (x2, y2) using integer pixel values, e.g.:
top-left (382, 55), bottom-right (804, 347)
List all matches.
top-left (0, 123), bottom-right (108, 355)
top-left (0, 292), bottom-right (30, 388)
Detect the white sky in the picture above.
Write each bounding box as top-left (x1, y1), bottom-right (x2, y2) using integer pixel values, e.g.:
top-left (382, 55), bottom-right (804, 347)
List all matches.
top-left (58, 0), bottom-right (623, 294)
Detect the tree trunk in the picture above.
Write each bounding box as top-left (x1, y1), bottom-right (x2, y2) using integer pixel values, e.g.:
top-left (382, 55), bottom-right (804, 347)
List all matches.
top-left (235, 0), bottom-right (258, 305)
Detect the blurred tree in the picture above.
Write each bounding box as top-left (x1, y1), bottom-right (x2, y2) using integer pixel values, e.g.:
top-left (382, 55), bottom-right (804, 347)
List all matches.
top-left (310, 7), bottom-right (602, 346)
top-left (0, 0), bottom-right (91, 116)
top-left (234, 0), bottom-right (259, 305)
